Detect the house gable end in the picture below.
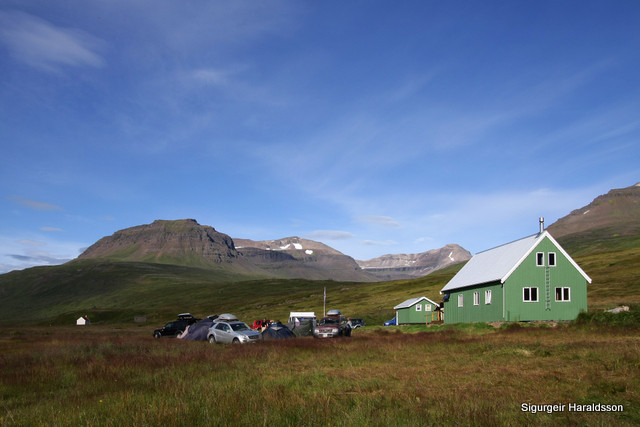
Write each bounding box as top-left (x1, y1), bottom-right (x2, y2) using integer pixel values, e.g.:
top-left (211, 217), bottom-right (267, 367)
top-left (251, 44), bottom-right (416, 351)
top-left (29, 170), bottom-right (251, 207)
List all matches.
top-left (544, 232), bottom-right (592, 283)
top-left (501, 231), bottom-right (591, 284)
top-left (394, 296), bottom-right (439, 310)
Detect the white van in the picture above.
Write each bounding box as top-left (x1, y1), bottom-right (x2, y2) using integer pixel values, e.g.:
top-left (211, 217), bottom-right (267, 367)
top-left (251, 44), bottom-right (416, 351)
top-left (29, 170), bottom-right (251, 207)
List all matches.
top-left (289, 311), bottom-right (317, 328)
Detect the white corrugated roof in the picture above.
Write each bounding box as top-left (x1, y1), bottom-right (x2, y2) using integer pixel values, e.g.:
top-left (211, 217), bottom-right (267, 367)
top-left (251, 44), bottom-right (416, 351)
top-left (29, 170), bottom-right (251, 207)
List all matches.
top-left (394, 296), bottom-right (440, 310)
top-left (440, 231), bottom-right (591, 293)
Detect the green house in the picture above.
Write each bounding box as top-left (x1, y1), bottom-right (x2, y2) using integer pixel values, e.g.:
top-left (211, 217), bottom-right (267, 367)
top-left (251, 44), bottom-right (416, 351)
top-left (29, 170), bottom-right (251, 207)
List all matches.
top-left (394, 296), bottom-right (441, 324)
top-left (440, 227), bottom-right (591, 324)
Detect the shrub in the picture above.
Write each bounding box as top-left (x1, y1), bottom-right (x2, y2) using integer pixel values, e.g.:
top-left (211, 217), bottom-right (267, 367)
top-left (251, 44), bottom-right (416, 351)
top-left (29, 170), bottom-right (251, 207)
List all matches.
top-left (574, 304), bottom-right (640, 328)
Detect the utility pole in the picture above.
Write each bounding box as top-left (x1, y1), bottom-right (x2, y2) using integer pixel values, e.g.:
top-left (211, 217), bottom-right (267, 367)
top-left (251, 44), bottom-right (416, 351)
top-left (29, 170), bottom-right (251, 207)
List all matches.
top-left (323, 287), bottom-right (326, 317)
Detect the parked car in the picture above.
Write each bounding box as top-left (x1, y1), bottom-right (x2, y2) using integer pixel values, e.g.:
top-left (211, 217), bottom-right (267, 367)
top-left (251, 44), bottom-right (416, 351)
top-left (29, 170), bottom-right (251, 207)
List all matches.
top-left (314, 311), bottom-right (351, 338)
top-left (350, 318), bottom-right (366, 329)
top-left (383, 317), bottom-right (396, 326)
top-left (249, 319), bottom-right (272, 331)
top-left (207, 315), bottom-right (261, 344)
top-left (153, 313), bottom-right (200, 338)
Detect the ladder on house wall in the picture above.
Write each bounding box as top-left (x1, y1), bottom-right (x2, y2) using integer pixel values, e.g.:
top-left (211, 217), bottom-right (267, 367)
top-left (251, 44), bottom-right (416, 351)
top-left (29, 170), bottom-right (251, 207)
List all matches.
top-left (544, 267), bottom-right (551, 311)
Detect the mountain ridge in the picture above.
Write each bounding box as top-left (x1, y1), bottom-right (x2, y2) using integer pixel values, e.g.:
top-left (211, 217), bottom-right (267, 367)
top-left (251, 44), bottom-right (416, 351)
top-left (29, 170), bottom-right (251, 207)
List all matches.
top-left (548, 182), bottom-right (640, 255)
top-left (76, 220), bottom-right (470, 282)
top-left (355, 244), bottom-right (472, 281)
top-left (77, 219), bottom-right (241, 268)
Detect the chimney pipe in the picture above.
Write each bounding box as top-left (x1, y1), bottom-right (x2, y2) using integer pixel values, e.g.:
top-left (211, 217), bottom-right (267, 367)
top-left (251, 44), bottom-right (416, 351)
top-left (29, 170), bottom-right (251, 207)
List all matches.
top-left (539, 217), bottom-right (544, 234)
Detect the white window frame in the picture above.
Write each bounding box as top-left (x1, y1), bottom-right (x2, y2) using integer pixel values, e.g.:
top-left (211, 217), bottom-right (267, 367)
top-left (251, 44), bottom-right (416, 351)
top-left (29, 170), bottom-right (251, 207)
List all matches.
top-left (536, 252), bottom-right (545, 267)
top-left (416, 303), bottom-right (422, 312)
top-left (458, 294), bottom-right (464, 307)
top-left (548, 252), bottom-right (557, 267)
top-left (555, 287), bottom-right (571, 302)
top-left (523, 287), bottom-right (539, 302)
top-left (425, 304), bottom-right (432, 311)
top-left (485, 289), bottom-right (492, 305)
top-left (473, 292), bottom-right (479, 306)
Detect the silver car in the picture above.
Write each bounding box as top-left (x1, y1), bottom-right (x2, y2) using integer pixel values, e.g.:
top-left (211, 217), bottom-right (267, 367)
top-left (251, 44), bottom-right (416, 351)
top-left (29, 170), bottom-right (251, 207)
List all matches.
top-left (207, 320), bottom-right (261, 344)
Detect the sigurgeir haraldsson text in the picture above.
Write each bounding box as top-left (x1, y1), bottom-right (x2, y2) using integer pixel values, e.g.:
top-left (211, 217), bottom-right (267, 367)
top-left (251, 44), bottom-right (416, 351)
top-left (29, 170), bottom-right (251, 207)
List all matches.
top-left (521, 403), bottom-right (624, 414)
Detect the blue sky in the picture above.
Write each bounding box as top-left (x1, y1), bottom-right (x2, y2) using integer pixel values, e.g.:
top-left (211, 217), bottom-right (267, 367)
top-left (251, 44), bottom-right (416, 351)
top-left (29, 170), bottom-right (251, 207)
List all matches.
top-left (1, 1), bottom-right (639, 273)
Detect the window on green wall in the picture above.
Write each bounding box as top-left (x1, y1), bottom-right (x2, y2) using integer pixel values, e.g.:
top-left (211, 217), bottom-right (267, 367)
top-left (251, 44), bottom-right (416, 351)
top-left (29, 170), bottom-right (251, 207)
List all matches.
top-left (416, 304), bottom-right (422, 311)
top-left (523, 287), bottom-right (538, 302)
top-left (458, 294), bottom-right (463, 307)
top-left (555, 287), bottom-right (570, 302)
top-left (425, 304), bottom-right (432, 311)
top-left (536, 252), bottom-right (544, 266)
top-left (473, 292), bottom-right (479, 305)
top-left (548, 252), bottom-right (557, 267)
top-left (485, 290), bottom-right (492, 304)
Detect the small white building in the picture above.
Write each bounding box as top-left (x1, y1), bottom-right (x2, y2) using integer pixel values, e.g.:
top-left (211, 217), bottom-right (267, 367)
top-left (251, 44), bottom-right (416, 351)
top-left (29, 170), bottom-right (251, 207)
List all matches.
top-left (76, 316), bottom-right (90, 326)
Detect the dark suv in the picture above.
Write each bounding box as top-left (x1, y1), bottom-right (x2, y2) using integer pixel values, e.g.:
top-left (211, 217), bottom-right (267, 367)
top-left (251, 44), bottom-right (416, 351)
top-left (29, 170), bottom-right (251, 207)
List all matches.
top-left (153, 313), bottom-right (199, 338)
top-left (313, 314), bottom-right (352, 338)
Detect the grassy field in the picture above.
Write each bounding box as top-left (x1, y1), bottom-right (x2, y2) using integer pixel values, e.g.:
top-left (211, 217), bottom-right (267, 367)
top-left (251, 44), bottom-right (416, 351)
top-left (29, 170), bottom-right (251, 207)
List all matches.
top-left (2, 242), bottom-right (639, 426)
top-left (1, 319), bottom-right (639, 426)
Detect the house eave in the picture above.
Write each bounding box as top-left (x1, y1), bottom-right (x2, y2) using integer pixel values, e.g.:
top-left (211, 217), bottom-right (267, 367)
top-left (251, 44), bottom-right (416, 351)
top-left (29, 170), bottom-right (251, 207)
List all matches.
top-left (440, 279), bottom-right (501, 294)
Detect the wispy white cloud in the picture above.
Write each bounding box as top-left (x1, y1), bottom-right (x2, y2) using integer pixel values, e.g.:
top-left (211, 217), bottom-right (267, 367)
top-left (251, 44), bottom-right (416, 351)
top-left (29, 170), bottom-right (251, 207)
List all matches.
top-left (9, 196), bottom-right (62, 211)
top-left (324, 183), bottom-right (610, 260)
top-left (17, 239), bottom-right (46, 247)
top-left (0, 10), bottom-right (105, 72)
top-left (358, 215), bottom-right (400, 228)
top-left (188, 68), bottom-right (230, 87)
top-left (362, 240), bottom-right (397, 246)
top-left (0, 234), bottom-right (81, 273)
top-left (40, 227), bottom-right (64, 232)
top-left (304, 230), bottom-right (355, 241)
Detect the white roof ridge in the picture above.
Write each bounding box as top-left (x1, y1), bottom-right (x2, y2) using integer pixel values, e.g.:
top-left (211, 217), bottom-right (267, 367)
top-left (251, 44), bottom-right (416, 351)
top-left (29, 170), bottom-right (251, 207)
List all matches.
top-left (475, 232), bottom-right (540, 255)
top-left (440, 230), bottom-right (591, 294)
top-left (500, 231), bottom-right (547, 283)
top-left (394, 296), bottom-right (440, 309)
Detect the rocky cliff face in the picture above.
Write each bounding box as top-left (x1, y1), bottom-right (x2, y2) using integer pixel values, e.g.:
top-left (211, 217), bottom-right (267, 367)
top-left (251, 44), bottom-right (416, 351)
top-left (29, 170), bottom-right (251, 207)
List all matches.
top-left (356, 244), bottom-right (471, 280)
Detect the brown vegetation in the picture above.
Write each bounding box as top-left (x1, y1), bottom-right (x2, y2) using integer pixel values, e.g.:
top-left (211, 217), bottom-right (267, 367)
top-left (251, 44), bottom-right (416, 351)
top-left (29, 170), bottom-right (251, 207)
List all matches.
top-left (1, 324), bottom-right (638, 426)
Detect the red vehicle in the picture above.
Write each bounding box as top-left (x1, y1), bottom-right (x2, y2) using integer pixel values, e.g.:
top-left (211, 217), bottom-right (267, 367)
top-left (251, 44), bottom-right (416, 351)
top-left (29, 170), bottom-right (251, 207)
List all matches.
top-left (250, 319), bottom-right (272, 331)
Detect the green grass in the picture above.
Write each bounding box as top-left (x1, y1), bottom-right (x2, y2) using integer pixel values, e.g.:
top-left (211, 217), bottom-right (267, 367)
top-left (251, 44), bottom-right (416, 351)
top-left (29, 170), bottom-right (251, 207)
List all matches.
top-left (557, 230), bottom-right (640, 257)
top-left (574, 304), bottom-right (640, 327)
top-left (1, 323), bottom-right (638, 426)
top-left (0, 260), bottom-right (464, 327)
top-left (574, 247), bottom-right (640, 309)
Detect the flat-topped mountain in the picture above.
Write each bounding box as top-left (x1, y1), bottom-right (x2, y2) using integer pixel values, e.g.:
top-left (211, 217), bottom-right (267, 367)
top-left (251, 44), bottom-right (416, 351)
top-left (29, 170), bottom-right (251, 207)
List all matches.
top-left (78, 219), bottom-right (240, 268)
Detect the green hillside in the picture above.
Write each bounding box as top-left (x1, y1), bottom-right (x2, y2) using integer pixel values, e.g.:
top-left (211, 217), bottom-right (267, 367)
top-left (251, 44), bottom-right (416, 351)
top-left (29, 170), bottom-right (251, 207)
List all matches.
top-left (0, 258), bottom-right (463, 327)
top-left (2, 241), bottom-right (639, 327)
